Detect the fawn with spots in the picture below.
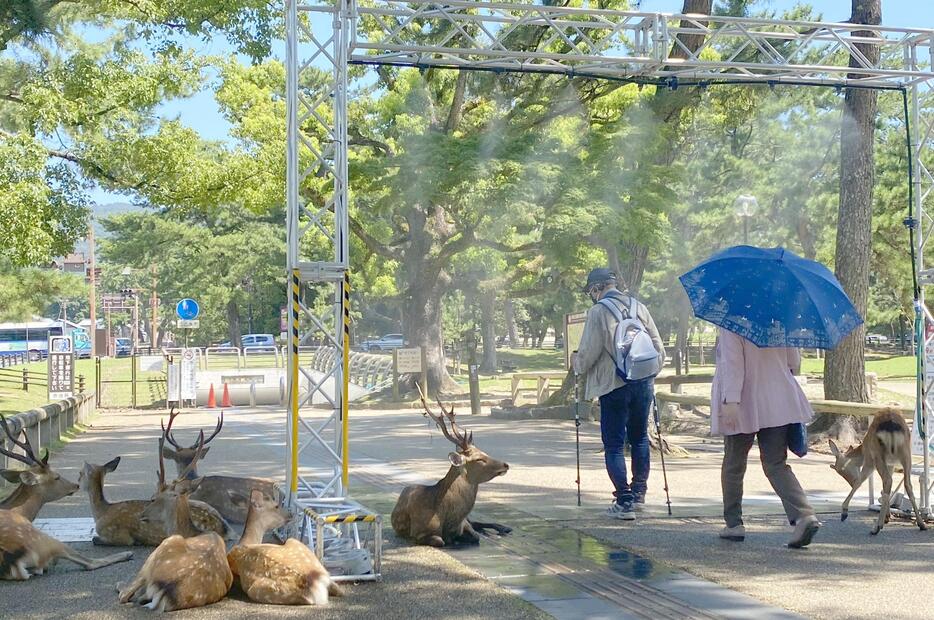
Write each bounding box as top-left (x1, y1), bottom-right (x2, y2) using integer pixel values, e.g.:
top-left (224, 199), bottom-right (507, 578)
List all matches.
top-left (118, 410), bottom-right (232, 611)
top-left (227, 489), bottom-right (343, 605)
top-left (391, 384), bottom-right (511, 547)
top-left (830, 408), bottom-right (927, 535)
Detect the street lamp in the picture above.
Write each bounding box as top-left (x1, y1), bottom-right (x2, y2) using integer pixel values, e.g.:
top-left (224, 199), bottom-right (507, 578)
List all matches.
top-left (733, 194), bottom-right (759, 245)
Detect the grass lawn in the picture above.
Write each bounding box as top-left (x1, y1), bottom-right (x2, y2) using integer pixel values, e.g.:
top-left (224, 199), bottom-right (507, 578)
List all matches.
top-left (800, 354), bottom-right (917, 379)
top-left (0, 356), bottom-right (167, 415)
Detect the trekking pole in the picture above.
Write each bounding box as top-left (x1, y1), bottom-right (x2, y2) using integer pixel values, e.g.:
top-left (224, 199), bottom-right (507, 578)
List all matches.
top-left (652, 394), bottom-right (672, 515)
top-left (574, 374), bottom-right (582, 507)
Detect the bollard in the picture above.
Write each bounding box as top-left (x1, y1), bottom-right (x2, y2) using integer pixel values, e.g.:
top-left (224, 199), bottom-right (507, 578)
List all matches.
top-left (22, 368), bottom-right (28, 392)
top-left (467, 347), bottom-right (480, 416)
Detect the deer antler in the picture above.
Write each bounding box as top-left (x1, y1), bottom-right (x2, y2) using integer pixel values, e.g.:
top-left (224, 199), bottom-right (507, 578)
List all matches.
top-left (435, 398), bottom-right (473, 447)
top-left (162, 410), bottom-right (223, 450)
top-left (417, 383), bottom-right (471, 450)
top-left (176, 431), bottom-right (205, 482)
top-left (0, 414), bottom-right (42, 466)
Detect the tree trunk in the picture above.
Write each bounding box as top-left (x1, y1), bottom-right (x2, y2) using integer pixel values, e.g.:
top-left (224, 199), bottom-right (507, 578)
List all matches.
top-left (504, 298), bottom-right (518, 347)
top-left (816, 0), bottom-right (880, 435)
top-left (478, 288), bottom-right (497, 374)
top-left (403, 278), bottom-right (459, 395)
top-left (226, 300), bottom-right (241, 348)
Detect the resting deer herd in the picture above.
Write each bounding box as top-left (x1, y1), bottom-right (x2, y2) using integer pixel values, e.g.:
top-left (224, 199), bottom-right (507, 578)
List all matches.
top-left (0, 408), bottom-right (341, 611)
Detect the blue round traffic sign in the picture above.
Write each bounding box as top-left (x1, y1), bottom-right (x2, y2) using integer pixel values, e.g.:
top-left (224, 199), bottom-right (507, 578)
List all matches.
top-left (176, 298), bottom-right (200, 320)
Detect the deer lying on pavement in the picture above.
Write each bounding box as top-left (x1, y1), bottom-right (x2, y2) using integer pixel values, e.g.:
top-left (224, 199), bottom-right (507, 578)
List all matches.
top-left (0, 414), bottom-right (79, 521)
top-left (228, 489), bottom-right (343, 605)
top-left (79, 455), bottom-right (234, 546)
top-left (391, 385), bottom-right (511, 547)
top-left (1, 509), bottom-right (133, 580)
top-left (830, 408), bottom-right (928, 535)
top-left (160, 411), bottom-right (276, 523)
top-left (118, 427), bottom-right (232, 612)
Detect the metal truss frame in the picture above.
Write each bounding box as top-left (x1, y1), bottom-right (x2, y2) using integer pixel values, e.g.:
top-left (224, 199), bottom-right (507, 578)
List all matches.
top-left (286, 0), bottom-right (934, 565)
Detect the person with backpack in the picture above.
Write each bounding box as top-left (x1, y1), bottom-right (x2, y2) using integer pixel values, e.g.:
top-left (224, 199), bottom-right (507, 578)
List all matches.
top-left (573, 268), bottom-right (666, 520)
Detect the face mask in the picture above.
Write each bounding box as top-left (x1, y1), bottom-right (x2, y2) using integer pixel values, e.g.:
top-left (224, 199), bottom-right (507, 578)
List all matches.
top-left (589, 286), bottom-right (601, 304)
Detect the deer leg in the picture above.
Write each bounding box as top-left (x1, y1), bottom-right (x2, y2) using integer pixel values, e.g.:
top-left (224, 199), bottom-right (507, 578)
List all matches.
top-left (467, 519), bottom-right (512, 536)
top-left (871, 464), bottom-right (894, 535)
top-left (899, 453), bottom-right (928, 531)
top-left (118, 576), bottom-right (147, 603)
top-left (841, 463), bottom-right (874, 521)
top-left (455, 521), bottom-right (481, 545)
top-left (60, 547), bottom-right (133, 571)
top-left (417, 534), bottom-right (446, 547)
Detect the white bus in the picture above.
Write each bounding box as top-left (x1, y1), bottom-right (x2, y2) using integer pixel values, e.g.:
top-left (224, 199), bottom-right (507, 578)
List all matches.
top-left (0, 321), bottom-right (65, 361)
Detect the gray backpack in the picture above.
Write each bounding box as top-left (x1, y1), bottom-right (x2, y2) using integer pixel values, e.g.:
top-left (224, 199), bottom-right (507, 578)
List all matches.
top-left (598, 295), bottom-right (662, 381)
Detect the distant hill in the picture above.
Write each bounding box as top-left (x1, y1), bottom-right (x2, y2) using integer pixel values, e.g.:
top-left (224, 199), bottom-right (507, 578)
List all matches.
top-left (74, 202), bottom-right (146, 253)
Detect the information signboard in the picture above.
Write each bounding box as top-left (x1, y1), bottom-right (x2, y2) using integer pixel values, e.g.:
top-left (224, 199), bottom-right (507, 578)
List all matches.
top-left (394, 348), bottom-right (423, 373)
top-left (48, 335), bottom-right (75, 400)
top-left (564, 311), bottom-right (588, 370)
top-left (180, 348), bottom-right (197, 401)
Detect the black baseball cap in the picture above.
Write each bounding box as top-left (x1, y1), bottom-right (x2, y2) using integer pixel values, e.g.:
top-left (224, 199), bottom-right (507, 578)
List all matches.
top-left (582, 268), bottom-right (617, 292)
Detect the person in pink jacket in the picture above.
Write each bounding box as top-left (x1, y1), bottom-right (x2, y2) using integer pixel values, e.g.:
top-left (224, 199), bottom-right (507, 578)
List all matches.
top-left (711, 328), bottom-right (820, 548)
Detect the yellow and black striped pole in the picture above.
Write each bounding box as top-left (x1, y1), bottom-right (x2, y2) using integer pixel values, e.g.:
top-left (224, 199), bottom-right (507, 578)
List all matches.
top-left (289, 268), bottom-right (301, 496)
top-left (341, 271), bottom-right (351, 490)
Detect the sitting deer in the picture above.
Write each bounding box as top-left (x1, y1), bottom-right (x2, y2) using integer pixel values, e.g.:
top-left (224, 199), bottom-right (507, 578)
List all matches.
top-left (830, 408), bottom-right (927, 535)
top-left (160, 411), bottom-right (276, 523)
top-left (79, 454), bottom-right (233, 546)
top-left (118, 425), bottom-right (232, 612)
top-left (228, 489), bottom-right (343, 605)
top-left (1, 508), bottom-right (133, 580)
top-left (391, 385), bottom-right (511, 547)
top-left (1, 414), bottom-right (79, 521)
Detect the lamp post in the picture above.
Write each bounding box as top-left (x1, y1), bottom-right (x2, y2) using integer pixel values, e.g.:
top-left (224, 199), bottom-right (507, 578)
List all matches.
top-left (120, 267), bottom-right (139, 354)
top-left (733, 194), bottom-right (759, 245)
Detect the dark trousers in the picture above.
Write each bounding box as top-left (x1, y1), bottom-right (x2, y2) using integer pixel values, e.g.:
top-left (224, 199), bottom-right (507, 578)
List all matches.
top-left (722, 424), bottom-right (815, 527)
top-left (599, 380), bottom-right (653, 505)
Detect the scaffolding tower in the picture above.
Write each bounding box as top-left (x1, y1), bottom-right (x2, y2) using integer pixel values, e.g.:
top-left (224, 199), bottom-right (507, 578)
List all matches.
top-left (285, 1), bottom-right (934, 575)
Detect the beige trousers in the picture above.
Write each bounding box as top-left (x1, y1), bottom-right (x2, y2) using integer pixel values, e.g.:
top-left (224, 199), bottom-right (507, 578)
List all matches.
top-left (722, 424), bottom-right (814, 528)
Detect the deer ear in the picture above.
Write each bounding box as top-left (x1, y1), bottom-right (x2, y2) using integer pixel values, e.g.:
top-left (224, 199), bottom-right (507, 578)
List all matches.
top-left (162, 446), bottom-right (177, 459)
top-left (16, 470), bottom-right (40, 485)
top-left (199, 446), bottom-right (210, 458)
top-left (449, 452), bottom-right (466, 467)
top-left (227, 489), bottom-right (251, 509)
top-left (188, 476), bottom-right (205, 492)
top-left (103, 456), bottom-right (121, 472)
top-left (828, 439), bottom-right (839, 457)
top-left (0, 469), bottom-right (22, 483)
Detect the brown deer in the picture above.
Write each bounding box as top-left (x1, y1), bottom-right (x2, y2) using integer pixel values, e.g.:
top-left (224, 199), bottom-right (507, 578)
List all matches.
top-left (160, 411), bottom-right (276, 523)
top-left (829, 408), bottom-right (928, 535)
top-left (1, 509), bottom-right (133, 580)
top-left (227, 489), bottom-right (343, 605)
top-left (0, 414), bottom-right (79, 521)
top-left (79, 455), bottom-right (233, 546)
top-left (391, 385), bottom-right (511, 547)
top-left (118, 421), bottom-right (232, 612)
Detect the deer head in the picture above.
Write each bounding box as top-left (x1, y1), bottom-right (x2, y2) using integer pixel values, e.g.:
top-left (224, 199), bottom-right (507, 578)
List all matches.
top-left (829, 439), bottom-right (863, 487)
top-left (0, 414), bottom-right (79, 511)
top-left (142, 408), bottom-right (205, 532)
top-left (161, 410), bottom-right (223, 479)
top-left (77, 456), bottom-right (121, 493)
top-left (417, 384), bottom-right (508, 485)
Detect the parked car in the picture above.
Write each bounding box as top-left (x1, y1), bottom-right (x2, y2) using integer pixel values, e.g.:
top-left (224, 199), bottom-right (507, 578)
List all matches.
top-left (865, 333), bottom-right (889, 345)
top-left (219, 334), bottom-right (277, 348)
top-left (361, 333), bottom-right (406, 352)
top-left (114, 337), bottom-right (133, 357)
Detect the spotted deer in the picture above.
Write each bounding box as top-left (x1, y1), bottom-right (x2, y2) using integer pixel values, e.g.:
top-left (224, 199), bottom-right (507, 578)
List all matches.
top-left (118, 417), bottom-right (232, 612)
top-left (79, 455), bottom-right (233, 546)
top-left (0, 414), bottom-right (79, 521)
top-left (160, 411), bottom-right (276, 523)
top-left (227, 489), bottom-right (342, 605)
top-left (391, 384), bottom-right (511, 547)
top-left (0, 509), bottom-right (133, 580)
top-left (830, 408), bottom-right (927, 535)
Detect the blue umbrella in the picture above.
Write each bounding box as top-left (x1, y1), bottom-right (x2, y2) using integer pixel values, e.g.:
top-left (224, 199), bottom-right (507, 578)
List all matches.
top-left (678, 246), bottom-right (863, 349)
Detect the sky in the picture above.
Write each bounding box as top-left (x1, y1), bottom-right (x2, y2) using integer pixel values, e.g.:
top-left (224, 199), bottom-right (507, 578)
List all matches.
top-left (90, 0), bottom-right (934, 205)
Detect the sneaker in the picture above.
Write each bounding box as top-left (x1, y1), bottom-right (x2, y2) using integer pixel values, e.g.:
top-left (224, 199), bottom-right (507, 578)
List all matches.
top-left (719, 524), bottom-right (746, 541)
top-left (633, 493), bottom-right (646, 511)
top-left (787, 515), bottom-right (820, 549)
top-left (606, 501), bottom-right (636, 521)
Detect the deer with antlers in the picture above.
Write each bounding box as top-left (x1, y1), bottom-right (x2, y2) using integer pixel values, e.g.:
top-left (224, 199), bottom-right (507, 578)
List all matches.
top-left (227, 489), bottom-right (343, 606)
top-left (118, 412), bottom-right (232, 612)
top-left (391, 385), bottom-right (511, 547)
top-left (160, 411), bottom-right (276, 524)
top-left (0, 414), bottom-right (79, 521)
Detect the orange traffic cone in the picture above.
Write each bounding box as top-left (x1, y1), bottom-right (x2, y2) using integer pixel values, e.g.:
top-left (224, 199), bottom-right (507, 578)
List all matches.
top-left (206, 384), bottom-right (216, 408)
top-left (221, 383), bottom-right (232, 408)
